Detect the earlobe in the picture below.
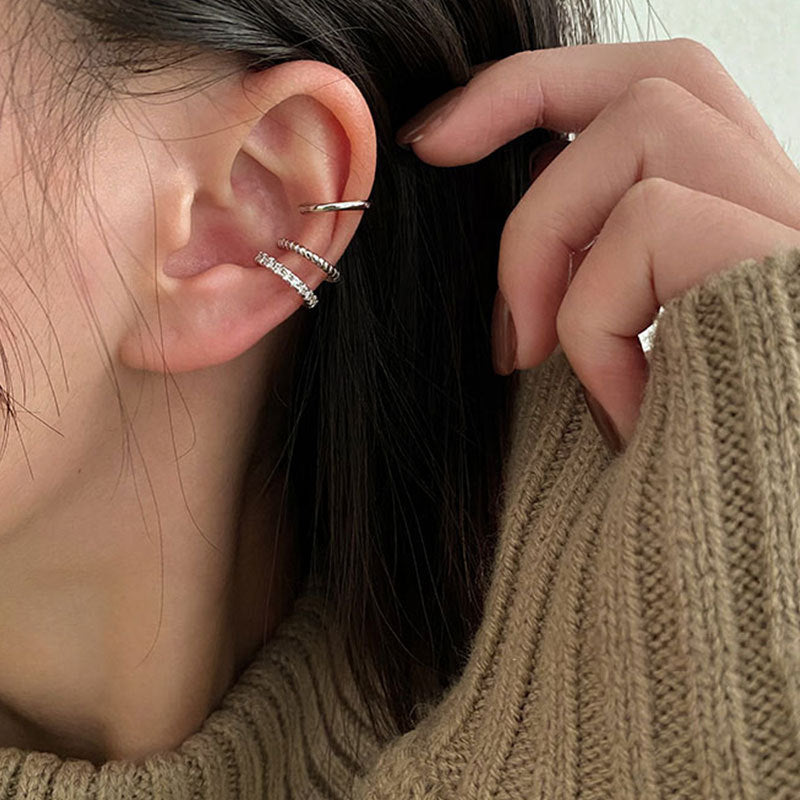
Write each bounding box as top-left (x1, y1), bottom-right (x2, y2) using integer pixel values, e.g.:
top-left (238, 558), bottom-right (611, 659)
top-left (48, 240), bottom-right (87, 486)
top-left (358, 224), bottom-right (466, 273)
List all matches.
top-left (117, 60), bottom-right (376, 374)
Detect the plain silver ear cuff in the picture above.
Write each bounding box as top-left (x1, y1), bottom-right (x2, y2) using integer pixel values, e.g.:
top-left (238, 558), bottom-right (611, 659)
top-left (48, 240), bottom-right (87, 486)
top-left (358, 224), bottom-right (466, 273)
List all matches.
top-left (254, 199), bottom-right (370, 309)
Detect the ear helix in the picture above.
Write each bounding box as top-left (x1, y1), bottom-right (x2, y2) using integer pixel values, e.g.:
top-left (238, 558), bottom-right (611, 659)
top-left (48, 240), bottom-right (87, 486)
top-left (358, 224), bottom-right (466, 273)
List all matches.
top-left (253, 199), bottom-right (371, 309)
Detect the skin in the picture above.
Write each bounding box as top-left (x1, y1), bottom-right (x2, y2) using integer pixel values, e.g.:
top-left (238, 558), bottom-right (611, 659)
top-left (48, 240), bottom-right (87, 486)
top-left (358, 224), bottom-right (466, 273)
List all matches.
top-left (0, 2), bottom-right (376, 763)
top-left (397, 39), bottom-right (800, 450)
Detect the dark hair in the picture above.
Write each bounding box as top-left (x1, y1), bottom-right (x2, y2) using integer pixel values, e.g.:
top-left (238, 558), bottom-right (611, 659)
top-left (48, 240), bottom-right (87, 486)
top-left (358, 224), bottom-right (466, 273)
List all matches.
top-left (32, 0), bottom-right (600, 740)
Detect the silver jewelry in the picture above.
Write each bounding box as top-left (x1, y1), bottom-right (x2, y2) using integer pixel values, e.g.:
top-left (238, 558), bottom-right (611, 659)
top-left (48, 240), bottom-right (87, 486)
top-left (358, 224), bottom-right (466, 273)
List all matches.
top-left (298, 199), bottom-right (371, 213)
top-left (254, 251), bottom-right (318, 309)
top-left (277, 237), bottom-right (341, 283)
top-left (251, 199), bottom-right (370, 309)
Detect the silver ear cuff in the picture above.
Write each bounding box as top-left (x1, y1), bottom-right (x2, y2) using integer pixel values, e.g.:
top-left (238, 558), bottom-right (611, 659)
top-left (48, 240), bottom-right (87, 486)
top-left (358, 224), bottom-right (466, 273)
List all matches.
top-left (254, 199), bottom-right (370, 309)
top-left (277, 237), bottom-right (341, 283)
top-left (255, 252), bottom-right (319, 309)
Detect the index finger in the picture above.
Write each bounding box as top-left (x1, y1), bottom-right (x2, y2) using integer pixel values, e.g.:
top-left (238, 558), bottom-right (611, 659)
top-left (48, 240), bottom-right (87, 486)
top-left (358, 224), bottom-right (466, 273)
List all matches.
top-left (397, 39), bottom-right (794, 174)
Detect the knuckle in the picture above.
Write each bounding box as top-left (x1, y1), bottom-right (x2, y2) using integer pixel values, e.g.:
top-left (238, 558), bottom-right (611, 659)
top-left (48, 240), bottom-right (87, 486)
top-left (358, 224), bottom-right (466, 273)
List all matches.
top-left (624, 75), bottom-right (685, 113)
top-left (670, 36), bottom-right (719, 67)
top-left (488, 51), bottom-right (547, 128)
top-left (601, 77), bottom-right (695, 136)
top-left (629, 174), bottom-right (674, 199)
top-left (615, 177), bottom-right (676, 225)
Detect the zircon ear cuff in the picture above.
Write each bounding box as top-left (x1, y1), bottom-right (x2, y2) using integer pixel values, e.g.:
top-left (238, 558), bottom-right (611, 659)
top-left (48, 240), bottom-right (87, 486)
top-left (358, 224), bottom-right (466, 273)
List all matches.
top-left (254, 199), bottom-right (370, 309)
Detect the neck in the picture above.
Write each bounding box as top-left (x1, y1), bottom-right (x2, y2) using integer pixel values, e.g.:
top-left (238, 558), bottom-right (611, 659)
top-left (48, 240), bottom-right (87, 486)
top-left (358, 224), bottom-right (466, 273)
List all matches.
top-left (0, 328), bottom-right (301, 764)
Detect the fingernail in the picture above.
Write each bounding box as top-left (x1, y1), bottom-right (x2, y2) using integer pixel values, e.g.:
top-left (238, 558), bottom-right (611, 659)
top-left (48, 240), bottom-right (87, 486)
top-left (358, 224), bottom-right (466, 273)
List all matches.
top-left (491, 289), bottom-right (517, 375)
top-left (396, 87), bottom-right (466, 146)
top-left (582, 386), bottom-right (623, 455)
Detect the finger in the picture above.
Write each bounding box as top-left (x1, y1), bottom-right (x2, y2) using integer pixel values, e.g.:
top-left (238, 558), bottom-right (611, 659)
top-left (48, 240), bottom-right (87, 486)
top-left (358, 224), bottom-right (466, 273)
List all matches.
top-left (500, 77), bottom-right (800, 367)
top-left (528, 138), bottom-right (570, 182)
top-left (398, 39), bottom-right (796, 176)
top-left (555, 177), bottom-right (800, 448)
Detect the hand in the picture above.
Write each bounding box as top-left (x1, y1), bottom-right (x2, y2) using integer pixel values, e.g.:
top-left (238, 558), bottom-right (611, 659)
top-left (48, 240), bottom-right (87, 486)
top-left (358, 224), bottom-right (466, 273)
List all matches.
top-left (395, 39), bottom-right (800, 453)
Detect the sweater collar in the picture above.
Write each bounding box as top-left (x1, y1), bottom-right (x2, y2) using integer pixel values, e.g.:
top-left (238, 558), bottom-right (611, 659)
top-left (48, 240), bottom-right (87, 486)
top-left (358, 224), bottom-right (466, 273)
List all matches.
top-left (0, 591), bottom-right (381, 799)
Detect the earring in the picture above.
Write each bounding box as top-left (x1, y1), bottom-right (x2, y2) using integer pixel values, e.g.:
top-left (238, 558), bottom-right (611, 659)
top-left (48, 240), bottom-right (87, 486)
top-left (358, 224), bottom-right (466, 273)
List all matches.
top-left (254, 252), bottom-right (318, 309)
top-left (277, 238), bottom-right (341, 283)
top-left (253, 199), bottom-right (371, 309)
top-left (298, 199), bottom-right (371, 213)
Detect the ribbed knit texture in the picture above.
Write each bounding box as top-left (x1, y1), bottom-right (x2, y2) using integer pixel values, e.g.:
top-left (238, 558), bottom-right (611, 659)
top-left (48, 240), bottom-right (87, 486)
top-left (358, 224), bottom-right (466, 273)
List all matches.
top-left (2, 245), bottom-right (800, 798)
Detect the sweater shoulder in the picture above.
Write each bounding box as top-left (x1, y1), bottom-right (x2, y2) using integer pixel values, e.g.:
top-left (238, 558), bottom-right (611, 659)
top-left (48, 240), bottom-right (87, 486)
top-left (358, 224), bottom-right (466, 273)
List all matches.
top-left (359, 246), bottom-right (800, 800)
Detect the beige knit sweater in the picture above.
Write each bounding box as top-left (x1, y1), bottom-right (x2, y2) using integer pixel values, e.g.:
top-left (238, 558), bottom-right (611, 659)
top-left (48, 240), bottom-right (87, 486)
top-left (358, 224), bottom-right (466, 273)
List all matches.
top-left (2, 246), bottom-right (800, 799)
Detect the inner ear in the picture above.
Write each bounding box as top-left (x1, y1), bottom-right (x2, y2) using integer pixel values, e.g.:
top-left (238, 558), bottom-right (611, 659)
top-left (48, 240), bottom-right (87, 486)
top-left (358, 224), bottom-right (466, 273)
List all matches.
top-left (163, 153), bottom-right (289, 280)
top-left (231, 150), bottom-right (287, 219)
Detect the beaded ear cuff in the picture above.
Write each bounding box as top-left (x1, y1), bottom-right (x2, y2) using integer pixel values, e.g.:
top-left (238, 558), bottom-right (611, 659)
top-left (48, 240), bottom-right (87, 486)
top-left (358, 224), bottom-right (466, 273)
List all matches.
top-left (254, 199), bottom-right (371, 308)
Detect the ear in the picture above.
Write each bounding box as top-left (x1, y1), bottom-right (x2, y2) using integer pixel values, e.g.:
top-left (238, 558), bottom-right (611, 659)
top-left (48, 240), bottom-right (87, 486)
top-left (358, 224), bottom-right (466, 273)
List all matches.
top-left (116, 59), bottom-right (377, 373)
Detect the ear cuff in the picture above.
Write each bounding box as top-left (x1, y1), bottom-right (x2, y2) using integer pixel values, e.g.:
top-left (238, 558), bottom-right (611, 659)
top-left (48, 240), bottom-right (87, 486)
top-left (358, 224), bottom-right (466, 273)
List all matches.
top-left (254, 199), bottom-right (370, 309)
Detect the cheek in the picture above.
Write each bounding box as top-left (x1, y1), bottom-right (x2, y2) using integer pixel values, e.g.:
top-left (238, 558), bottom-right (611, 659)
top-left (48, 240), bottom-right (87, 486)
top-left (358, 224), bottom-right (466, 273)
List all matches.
top-left (0, 177), bottom-right (127, 543)
top-left (0, 15), bottom-right (142, 536)
top-left (0, 107), bottom-right (75, 365)
top-left (71, 112), bottom-right (167, 320)
top-left (0, 106), bottom-right (120, 505)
